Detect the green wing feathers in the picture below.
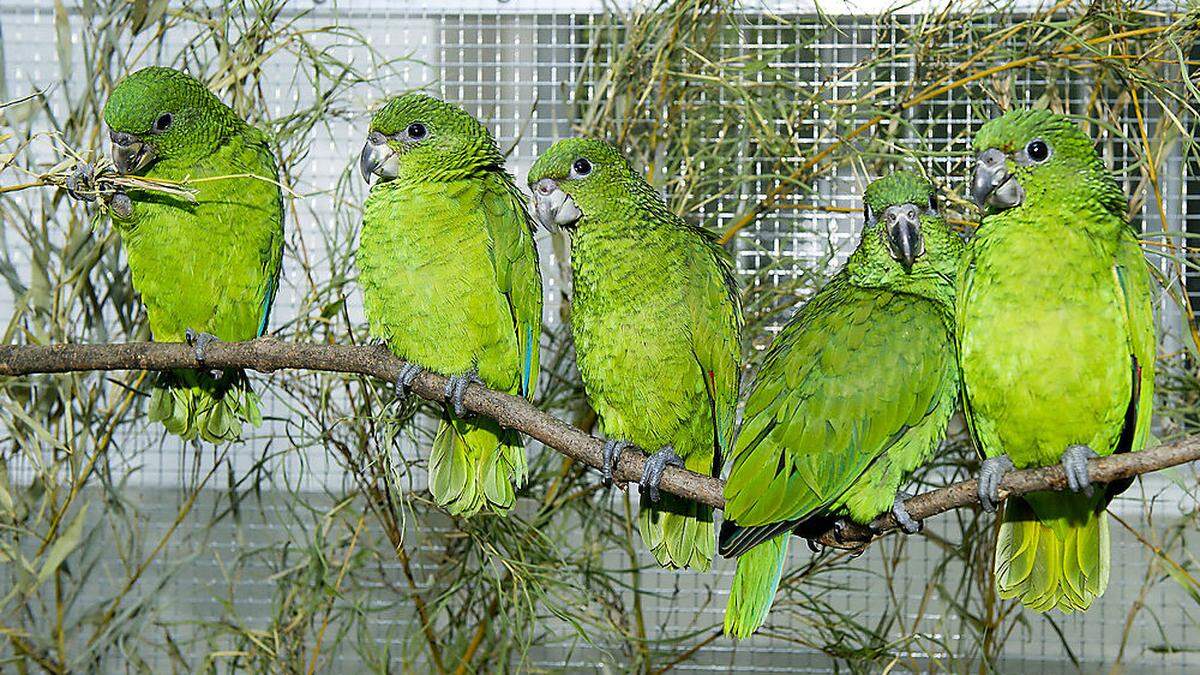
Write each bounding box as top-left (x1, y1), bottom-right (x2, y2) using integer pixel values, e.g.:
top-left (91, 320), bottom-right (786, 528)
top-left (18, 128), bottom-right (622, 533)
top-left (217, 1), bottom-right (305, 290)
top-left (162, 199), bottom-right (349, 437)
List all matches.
top-left (724, 284), bottom-right (957, 530)
top-left (430, 415), bottom-right (527, 517)
top-left (725, 534), bottom-right (789, 639)
top-left (639, 237), bottom-right (742, 572)
top-left (482, 173), bottom-right (543, 399)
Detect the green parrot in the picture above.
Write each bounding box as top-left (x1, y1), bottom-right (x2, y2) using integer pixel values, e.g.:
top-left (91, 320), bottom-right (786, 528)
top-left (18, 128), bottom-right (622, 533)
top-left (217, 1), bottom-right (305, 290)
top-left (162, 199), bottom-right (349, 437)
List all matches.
top-left (528, 138), bottom-right (742, 573)
top-left (85, 66), bottom-right (283, 442)
top-left (356, 93), bottom-right (543, 517)
top-left (961, 109), bottom-right (1154, 612)
top-left (720, 171), bottom-right (963, 638)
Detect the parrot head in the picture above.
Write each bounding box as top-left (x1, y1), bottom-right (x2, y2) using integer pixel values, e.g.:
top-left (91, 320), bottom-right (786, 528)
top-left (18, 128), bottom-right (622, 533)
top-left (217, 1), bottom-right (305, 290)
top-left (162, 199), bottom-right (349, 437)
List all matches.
top-left (849, 170), bottom-right (961, 288)
top-left (104, 67), bottom-right (241, 175)
top-left (971, 108), bottom-right (1125, 220)
top-left (527, 137), bottom-right (645, 231)
top-left (359, 93), bottom-right (503, 185)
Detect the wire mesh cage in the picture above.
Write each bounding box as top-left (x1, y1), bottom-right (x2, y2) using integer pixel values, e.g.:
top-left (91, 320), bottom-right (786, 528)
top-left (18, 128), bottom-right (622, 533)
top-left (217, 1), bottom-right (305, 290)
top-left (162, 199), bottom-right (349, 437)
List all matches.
top-left (1, 0), bottom-right (1199, 672)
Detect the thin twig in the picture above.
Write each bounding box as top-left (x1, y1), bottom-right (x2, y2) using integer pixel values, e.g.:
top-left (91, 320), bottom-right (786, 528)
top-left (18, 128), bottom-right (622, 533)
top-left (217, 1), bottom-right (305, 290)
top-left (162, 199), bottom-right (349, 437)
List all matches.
top-left (2, 338), bottom-right (1198, 551)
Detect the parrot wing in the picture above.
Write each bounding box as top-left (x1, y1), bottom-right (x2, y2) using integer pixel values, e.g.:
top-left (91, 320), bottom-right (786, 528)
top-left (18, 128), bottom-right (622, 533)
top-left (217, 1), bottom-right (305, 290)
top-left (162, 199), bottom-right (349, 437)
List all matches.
top-left (724, 278), bottom-right (955, 541)
top-left (1106, 231), bottom-right (1156, 497)
top-left (481, 171), bottom-right (544, 399)
top-left (688, 238), bottom-right (744, 474)
top-left (251, 133), bottom-right (284, 337)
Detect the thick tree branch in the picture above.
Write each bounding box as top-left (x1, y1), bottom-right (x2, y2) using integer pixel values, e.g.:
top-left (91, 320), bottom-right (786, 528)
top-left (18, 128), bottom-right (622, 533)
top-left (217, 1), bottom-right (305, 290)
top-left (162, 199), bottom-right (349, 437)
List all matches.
top-left (1, 339), bottom-right (1197, 552)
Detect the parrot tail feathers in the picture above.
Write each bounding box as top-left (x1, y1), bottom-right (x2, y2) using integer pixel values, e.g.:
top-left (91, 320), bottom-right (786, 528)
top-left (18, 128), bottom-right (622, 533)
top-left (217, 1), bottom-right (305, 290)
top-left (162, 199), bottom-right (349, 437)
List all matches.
top-left (430, 415), bottom-right (526, 517)
top-left (994, 496), bottom-right (1110, 613)
top-left (638, 495), bottom-right (715, 572)
top-left (148, 370), bottom-right (263, 443)
top-left (724, 533), bottom-right (790, 638)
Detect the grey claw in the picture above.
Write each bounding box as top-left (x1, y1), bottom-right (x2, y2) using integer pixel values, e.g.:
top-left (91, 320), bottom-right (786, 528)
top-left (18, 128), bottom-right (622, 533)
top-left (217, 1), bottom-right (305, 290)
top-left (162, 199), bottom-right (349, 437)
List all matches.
top-left (393, 362), bottom-right (422, 400)
top-left (977, 455), bottom-right (1014, 513)
top-left (185, 328), bottom-right (219, 364)
top-left (443, 369), bottom-right (481, 417)
top-left (806, 537), bottom-right (822, 553)
top-left (891, 491), bottom-right (921, 535)
top-left (110, 192), bottom-right (133, 219)
top-left (1060, 444), bottom-right (1098, 496)
top-left (66, 163), bottom-right (96, 202)
top-left (601, 439), bottom-right (631, 486)
top-left (639, 445), bottom-right (685, 503)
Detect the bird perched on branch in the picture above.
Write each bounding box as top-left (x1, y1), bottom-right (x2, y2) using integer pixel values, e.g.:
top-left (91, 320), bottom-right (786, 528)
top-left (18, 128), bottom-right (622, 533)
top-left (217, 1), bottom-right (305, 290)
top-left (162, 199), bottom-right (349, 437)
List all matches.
top-left (357, 93), bottom-right (543, 517)
top-left (529, 138), bottom-right (742, 572)
top-left (960, 109), bottom-right (1155, 613)
top-left (78, 66), bottom-right (284, 443)
top-left (720, 171), bottom-right (962, 638)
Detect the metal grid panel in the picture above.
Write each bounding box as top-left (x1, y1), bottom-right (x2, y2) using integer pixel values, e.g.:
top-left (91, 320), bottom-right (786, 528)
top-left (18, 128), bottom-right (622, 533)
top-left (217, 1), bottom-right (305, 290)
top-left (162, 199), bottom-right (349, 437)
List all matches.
top-left (1, 2), bottom-right (1197, 672)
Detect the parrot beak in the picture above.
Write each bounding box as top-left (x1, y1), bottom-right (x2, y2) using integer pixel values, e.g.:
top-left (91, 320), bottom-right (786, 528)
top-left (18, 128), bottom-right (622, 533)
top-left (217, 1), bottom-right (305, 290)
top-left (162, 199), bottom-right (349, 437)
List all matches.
top-left (109, 130), bottom-right (156, 175)
top-left (972, 148), bottom-right (1024, 211)
top-left (530, 178), bottom-right (582, 231)
top-left (359, 131), bottom-right (398, 184)
top-left (884, 203), bottom-right (924, 270)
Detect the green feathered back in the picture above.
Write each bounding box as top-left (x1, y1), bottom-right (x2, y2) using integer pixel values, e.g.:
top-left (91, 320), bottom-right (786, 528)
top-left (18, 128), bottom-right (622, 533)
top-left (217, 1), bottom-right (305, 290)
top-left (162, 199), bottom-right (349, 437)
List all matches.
top-left (104, 67), bottom-right (283, 442)
top-left (721, 171), bottom-right (962, 637)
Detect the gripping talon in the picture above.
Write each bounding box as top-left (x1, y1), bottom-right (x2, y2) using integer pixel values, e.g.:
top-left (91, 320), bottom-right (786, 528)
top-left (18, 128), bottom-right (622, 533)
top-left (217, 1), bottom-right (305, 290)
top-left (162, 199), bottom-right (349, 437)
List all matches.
top-left (639, 445), bottom-right (685, 503)
top-left (977, 454), bottom-right (1014, 513)
top-left (66, 162), bottom-right (96, 202)
top-left (393, 362), bottom-right (422, 400)
top-left (1060, 444), bottom-right (1098, 496)
top-left (185, 328), bottom-right (219, 364)
top-left (601, 439), bottom-right (631, 486)
top-left (443, 369), bottom-right (482, 417)
top-left (891, 491), bottom-right (922, 535)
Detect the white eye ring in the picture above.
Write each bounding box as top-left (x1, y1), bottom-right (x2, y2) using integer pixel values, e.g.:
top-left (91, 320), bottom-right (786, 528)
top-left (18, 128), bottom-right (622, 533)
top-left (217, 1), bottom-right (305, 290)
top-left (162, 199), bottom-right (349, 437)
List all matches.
top-left (570, 158), bottom-right (592, 178)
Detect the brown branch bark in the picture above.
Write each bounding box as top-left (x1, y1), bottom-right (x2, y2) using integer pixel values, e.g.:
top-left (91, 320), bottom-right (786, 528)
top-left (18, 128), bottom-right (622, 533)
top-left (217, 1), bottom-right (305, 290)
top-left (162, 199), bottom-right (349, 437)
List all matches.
top-left (2, 338), bottom-right (1197, 552)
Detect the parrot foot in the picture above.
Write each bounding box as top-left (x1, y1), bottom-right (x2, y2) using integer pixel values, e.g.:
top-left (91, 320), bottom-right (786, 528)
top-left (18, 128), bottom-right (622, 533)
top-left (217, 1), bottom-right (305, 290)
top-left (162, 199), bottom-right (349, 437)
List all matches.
top-left (66, 162), bottom-right (97, 202)
top-left (185, 328), bottom-right (220, 364)
top-left (601, 439), bottom-right (632, 486)
top-left (891, 491), bottom-right (922, 535)
top-left (393, 362), bottom-right (423, 400)
top-left (1060, 444), bottom-right (1098, 496)
top-left (639, 445), bottom-right (684, 503)
top-left (977, 455), bottom-right (1015, 513)
top-left (443, 369), bottom-right (482, 418)
top-left (109, 192), bottom-right (133, 219)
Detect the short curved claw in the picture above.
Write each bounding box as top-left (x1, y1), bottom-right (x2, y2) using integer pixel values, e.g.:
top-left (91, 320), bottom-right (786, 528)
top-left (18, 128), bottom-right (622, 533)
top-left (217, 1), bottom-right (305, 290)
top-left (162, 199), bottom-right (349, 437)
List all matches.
top-left (393, 362), bottom-right (423, 401)
top-left (109, 192), bottom-right (134, 219)
top-left (639, 445), bottom-right (685, 503)
top-left (601, 439), bottom-right (632, 486)
top-left (890, 491), bottom-right (922, 535)
top-left (443, 369), bottom-right (482, 417)
top-left (185, 328), bottom-right (219, 364)
top-left (66, 162), bottom-right (97, 202)
top-left (1061, 444), bottom-right (1098, 497)
top-left (977, 454), bottom-right (1015, 513)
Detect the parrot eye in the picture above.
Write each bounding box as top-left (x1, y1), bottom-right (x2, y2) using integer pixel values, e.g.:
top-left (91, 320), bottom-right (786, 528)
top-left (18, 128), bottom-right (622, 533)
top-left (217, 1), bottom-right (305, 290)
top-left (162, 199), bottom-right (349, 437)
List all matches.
top-left (571, 158), bottom-right (592, 177)
top-left (153, 113), bottom-right (173, 133)
top-left (1026, 139), bottom-right (1050, 163)
top-left (406, 122), bottom-right (427, 140)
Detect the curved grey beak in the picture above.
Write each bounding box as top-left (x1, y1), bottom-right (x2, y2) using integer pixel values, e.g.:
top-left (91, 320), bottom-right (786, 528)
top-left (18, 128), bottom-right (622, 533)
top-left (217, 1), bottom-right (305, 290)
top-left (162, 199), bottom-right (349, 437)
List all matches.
top-left (110, 130), bottom-right (155, 175)
top-left (884, 203), bottom-right (924, 270)
top-left (972, 148), bottom-right (1024, 211)
top-left (530, 178), bottom-right (583, 231)
top-left (359, 131), bottom-right (398, 184)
